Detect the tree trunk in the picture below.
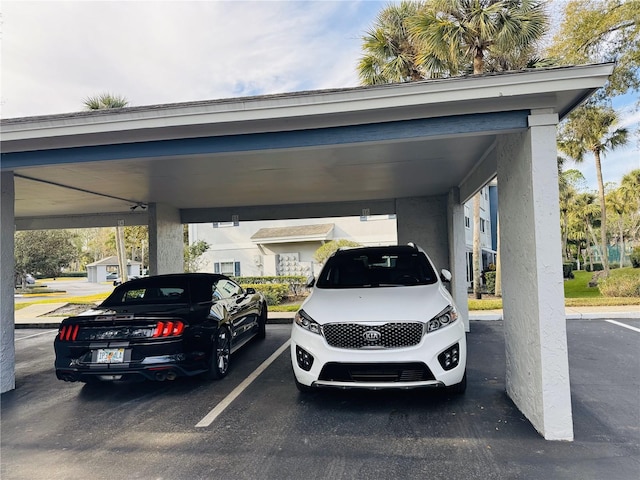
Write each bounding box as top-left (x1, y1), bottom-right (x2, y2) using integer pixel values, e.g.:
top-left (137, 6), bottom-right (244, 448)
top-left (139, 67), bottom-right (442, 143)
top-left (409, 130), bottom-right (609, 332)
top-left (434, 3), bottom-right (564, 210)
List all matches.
top-left (594, 150), bottom-right (609, 276)
top-left (115, 226), bottom-right (128, 283)
top-left (473, 192), bottom-right (482, 299)
top-left (494, 216), bottom-right (502, 297)
top-left (618, 218), bottom-right (625, 268)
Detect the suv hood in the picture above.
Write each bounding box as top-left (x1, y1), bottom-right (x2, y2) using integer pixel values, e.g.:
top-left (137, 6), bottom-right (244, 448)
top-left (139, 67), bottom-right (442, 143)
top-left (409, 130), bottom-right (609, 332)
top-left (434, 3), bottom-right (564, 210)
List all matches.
top-left (302, 283), bottom-right (453, 324)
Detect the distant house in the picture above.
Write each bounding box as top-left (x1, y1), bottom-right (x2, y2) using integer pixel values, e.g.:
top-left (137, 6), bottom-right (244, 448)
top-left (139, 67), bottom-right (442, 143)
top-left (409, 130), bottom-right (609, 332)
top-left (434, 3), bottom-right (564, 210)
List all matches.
top-left (190, 185), bottom-right (498, 288)
top-left (188, 215), bottom-right (398, 278)
top-left (86, 256), bottom-right (142, 283)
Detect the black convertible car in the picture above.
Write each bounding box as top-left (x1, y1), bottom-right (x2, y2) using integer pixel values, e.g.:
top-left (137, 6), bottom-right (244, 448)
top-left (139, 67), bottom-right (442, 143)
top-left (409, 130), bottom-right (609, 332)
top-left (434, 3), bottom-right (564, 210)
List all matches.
top-left (54, 273), bottom-right (267, 383)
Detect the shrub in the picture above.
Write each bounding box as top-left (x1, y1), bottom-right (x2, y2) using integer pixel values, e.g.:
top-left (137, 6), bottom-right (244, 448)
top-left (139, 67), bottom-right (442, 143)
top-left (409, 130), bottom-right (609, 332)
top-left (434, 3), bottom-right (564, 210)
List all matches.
top-left (598, 274), bottom-right (640, 298)
top-left (241, 283), bottom-right (289, 306)
top-left (484, 271), bottom-right (496, 294)
top-left (236, 276), bottom-right (307, 296)
top-left (586, 262), bottom-right (604, 272)
top-left (631, 247), bottom-right (640, 268)
top-left (562, 263), bottom-right (574, 279)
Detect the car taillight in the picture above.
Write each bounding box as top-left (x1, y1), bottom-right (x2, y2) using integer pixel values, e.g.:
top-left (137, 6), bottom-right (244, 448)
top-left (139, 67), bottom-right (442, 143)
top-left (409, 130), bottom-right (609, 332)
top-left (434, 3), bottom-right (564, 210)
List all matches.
top-left (58, 324), bottom-right (79, 341)
top-left (152, 320), bottom-right (185, 338)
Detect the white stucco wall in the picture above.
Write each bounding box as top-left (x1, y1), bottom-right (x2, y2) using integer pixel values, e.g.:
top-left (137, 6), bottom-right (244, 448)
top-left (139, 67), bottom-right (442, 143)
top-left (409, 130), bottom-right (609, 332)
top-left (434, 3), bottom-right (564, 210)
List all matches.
top-left (496, 112), bottom-right (573, 441)
top-left (1, 172), bottom-right (16, 393)
top-left (396, 195), bottom-right (450, 273)
top-left (148, 203), bottom-right (184, 275)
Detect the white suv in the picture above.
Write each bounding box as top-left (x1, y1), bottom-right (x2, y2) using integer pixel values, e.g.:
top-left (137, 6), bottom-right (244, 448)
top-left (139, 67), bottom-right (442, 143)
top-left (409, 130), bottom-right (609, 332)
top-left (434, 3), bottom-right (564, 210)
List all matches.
top-left (290, 243), bottom-right (466, 393)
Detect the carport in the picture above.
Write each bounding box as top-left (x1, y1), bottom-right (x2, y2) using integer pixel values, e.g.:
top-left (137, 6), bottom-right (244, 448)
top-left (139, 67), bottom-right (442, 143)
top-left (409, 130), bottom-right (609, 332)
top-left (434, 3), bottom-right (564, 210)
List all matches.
top-left (0, 63), bottom-right (614, 440)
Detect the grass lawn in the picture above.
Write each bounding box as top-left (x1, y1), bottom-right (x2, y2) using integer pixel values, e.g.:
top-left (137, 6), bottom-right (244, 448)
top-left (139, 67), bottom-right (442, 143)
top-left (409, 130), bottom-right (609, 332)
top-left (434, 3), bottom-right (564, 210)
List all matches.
top-left (15, 269), bottom-right (640, 312)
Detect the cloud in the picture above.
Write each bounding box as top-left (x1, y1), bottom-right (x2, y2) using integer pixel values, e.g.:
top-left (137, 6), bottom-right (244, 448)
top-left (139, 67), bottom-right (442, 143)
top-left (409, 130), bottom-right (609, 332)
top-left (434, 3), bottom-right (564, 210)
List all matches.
top-left (1, 0), bottom-right (381, 117)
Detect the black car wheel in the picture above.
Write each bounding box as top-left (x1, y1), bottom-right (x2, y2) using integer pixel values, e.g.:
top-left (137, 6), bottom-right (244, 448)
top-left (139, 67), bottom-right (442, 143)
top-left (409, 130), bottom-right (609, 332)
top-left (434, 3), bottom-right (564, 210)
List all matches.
top-left (257, 304), bottom-right (267, 339)
top-left (206, 326), bottom-right (231, 380)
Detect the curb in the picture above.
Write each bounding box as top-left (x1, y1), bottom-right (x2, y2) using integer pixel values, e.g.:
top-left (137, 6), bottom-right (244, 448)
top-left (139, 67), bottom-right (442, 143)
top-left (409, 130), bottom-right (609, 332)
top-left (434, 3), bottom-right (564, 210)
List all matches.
top-left (14, 311), bottom-right (639, 329)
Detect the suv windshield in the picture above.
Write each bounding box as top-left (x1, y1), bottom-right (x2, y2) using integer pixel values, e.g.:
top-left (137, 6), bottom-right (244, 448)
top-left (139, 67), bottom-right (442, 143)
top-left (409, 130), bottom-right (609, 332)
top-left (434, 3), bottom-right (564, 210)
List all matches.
top-left (315, 247), bottom-right (437, 288)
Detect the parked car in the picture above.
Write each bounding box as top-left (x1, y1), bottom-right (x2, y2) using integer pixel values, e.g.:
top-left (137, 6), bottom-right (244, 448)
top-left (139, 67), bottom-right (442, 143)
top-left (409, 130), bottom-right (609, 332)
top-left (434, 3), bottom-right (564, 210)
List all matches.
top-left (113, 275), bottom-right (141, 286)
top-left (105, 271), bottom-right (119, 281)
top-left (290, 243), bottom-right (467, 393)
top-left (54, 273), bottom-right (268, 383)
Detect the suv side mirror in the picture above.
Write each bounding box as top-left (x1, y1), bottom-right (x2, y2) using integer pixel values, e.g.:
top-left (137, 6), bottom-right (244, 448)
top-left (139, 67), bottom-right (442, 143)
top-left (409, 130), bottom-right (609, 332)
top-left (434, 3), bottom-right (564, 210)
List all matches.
top-left (306, 275), bottom-right (316, 288)
top-left (440, 269), bottom-right (452, 283)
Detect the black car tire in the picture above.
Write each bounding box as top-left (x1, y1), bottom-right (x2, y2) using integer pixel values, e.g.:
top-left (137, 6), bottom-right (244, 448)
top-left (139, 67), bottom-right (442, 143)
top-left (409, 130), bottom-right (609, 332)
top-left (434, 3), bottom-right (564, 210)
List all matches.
top-left (257, 304), bottom-right (267, 339)
top-left (447, 370), bottom-right (467, 395)
top-left (206, 326), bottom-right (231, 380)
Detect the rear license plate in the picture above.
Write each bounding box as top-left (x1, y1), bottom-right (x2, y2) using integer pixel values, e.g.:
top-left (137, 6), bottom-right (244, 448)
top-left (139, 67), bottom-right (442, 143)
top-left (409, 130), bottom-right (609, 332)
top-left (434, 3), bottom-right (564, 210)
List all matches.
top-left (96, 348), bottom-right (125, 363)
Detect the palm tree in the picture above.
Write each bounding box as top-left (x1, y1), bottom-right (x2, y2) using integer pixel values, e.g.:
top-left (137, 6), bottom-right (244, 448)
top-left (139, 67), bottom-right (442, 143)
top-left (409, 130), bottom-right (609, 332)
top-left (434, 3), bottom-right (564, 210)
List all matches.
top-left (570, 192), bottom-right (601, 271)
top-left (407, 0), bottom-right (548, 298)
top-left (83, 92), bottom-right (129, 110)
top-left (407, 0), bottom-right (548, 76)
top-left (606, 188), bottom-right (630, 267)
top-left (82, 92), bottom-right (130, 279)
top-left (358, 1), bottom-right (428, 85)
top-left (557, 105), bottom-right (629, 276)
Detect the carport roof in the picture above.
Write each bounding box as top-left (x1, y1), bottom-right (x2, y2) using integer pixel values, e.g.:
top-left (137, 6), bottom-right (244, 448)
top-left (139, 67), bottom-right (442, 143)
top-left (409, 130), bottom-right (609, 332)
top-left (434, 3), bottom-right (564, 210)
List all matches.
top-left (1, 63), bottom-right (614, 227)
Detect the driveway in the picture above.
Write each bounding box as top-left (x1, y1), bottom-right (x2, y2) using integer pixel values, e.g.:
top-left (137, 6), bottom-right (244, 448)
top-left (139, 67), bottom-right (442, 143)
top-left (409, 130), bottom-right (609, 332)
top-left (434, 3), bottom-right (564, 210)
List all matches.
top-left (15, 278), bottom-right (114, 303)
top-left (2, 320), bottom-right (638, 480)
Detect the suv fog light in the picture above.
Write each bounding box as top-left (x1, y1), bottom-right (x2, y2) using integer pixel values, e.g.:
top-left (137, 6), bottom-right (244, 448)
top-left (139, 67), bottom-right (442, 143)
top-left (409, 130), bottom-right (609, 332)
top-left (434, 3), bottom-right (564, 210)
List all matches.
top-left (438, 343), bottom-right (460, 371)
top-left (296, 346), bottom-right (314, 371)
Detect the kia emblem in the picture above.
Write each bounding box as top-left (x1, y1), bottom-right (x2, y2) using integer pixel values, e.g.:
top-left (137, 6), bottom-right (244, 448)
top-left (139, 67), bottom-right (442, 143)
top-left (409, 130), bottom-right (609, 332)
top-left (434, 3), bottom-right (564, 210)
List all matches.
top-left (363, 330), bottom-right (381, 342)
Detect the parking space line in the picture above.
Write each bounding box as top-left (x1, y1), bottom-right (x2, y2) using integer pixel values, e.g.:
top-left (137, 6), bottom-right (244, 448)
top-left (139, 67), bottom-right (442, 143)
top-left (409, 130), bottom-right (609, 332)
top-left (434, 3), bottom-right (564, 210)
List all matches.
top-left (606, 319), bottom-right (640, 333)
top-left (15, 330), bottom-right (58, 341)
top-left (196, 339), bottom-right (291, 428)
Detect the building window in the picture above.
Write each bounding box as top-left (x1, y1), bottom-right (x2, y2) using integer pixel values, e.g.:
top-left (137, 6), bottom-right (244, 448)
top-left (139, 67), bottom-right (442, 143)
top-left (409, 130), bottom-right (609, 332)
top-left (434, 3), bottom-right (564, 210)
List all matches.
top-left (465, 216), bottom-right (470, 228)
top-left (480, 218), bottom-right (486, 233)
top-left (214, 261), bottom-right (241, 277)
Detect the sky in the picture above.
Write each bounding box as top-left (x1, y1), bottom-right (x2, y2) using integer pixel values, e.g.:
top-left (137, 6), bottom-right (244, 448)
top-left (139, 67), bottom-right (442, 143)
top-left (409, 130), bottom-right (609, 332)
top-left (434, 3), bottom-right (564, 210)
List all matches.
top-left (1, 0), bottom-right (638, 191)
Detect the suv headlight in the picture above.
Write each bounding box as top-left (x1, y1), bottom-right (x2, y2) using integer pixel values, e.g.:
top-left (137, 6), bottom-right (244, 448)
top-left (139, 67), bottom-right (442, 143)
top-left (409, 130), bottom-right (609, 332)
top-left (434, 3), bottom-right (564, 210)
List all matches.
top-left (426, 305), bottom-right (458, 333)
top-left (294, 309), bottom-right (322, 335)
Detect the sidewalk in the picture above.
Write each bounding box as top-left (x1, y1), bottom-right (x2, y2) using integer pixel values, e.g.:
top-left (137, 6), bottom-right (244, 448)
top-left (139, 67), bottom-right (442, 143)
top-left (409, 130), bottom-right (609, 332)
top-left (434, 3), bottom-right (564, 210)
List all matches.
top-left (14, 303), bottom-right (640, 328)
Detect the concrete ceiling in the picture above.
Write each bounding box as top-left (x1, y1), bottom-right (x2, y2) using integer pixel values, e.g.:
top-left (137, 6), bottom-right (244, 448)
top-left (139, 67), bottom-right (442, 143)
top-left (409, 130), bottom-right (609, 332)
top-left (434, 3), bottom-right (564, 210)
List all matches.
top-left (1, 64), bottom-right (614, 228)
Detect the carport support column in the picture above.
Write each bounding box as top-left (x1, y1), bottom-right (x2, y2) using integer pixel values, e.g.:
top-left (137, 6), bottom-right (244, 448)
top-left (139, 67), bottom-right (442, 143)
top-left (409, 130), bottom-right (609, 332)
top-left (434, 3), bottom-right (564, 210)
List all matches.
top-left (447, 188), bottom-right (469, 332)
top-left (1, 172), bottom-right (16, 393)
top-left (148, 203), bottom-right (184, 275)
top-left (496, 111), bottom-right (573, 441)
top-left (396, 195), bottom-right (468, 328)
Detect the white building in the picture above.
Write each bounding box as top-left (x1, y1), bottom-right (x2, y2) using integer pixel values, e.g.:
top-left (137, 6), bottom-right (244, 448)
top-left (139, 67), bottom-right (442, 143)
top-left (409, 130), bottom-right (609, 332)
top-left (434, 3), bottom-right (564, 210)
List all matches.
top-left (189, 214), bottom-right (398, 278)
top-left (190, 186), bottom-right (496, 287)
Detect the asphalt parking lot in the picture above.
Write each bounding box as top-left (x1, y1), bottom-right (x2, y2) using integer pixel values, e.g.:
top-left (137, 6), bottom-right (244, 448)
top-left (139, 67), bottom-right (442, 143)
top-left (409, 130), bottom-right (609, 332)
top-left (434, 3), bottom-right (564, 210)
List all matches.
top-left (2, 319), bottom-right (639, 480)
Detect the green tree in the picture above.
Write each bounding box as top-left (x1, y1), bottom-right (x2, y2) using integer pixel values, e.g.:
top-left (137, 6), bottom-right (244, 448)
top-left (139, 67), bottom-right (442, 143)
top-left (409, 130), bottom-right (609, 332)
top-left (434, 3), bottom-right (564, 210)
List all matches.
top-left (547, 0), bottom-right (640, 100)
top-left (606, 187), bottom-right (631, 267)
top-left (15, 230), bottom-right (77, 282)
top-left (407, 0), bottom-right (547, 298)
top-left (557, 105), bottom-right (629, 276)
top-left (185, 240), bottom-right (210, 273)
top-left (313, 240), bottom-right (361, 265)
top-left (407, 0), bottom-right (548, 76)
top-left (83, 92), bottom-right (129, 110)
top-left (358, 1), bottom-right (432, 85)
top-left (558, 165), bottom-right (586, 261)
top-left (620, 169), bottom-right (640, 242)
top-left (570, 192), bottom-right (601, 270)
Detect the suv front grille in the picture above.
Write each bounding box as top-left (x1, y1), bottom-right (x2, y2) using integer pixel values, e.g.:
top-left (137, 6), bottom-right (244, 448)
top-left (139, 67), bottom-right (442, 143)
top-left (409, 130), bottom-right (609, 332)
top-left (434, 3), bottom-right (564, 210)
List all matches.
top-left (322, 322), bottom-right (424, 349)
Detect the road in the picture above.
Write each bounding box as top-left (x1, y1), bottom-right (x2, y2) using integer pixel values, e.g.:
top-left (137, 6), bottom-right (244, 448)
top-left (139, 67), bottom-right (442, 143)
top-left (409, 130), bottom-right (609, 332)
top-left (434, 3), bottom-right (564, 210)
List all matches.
top-left (15, 278), bottom-right (114, 303)
top-left (2, 320), bottom-right (639, 480)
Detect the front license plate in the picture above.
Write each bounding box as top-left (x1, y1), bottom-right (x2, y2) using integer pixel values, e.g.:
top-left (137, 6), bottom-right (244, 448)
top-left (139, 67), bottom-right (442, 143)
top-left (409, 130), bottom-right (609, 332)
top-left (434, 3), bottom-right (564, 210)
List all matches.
top-left (96, 348), bottom-right (125, 364)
